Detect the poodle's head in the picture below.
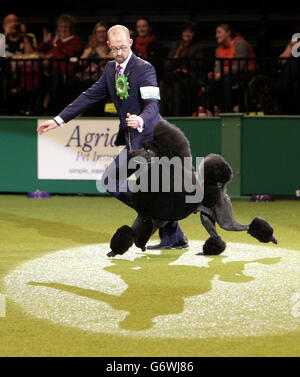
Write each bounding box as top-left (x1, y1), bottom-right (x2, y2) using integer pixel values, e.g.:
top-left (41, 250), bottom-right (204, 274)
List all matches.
top-left (203, 153), bottom-right (233, 185)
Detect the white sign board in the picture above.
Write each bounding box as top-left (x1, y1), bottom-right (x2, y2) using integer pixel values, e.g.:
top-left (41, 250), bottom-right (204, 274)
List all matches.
top-left (38, 119), bottom-right (123, 180)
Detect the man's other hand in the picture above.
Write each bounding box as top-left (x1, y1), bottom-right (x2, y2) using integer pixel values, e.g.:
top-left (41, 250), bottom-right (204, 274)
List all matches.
top-left (126, 113), bottom-right (140, 129)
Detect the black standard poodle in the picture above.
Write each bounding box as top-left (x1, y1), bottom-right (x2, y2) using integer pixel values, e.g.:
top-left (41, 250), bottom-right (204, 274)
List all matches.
top-left (108, 120), bottom-right (277, 257)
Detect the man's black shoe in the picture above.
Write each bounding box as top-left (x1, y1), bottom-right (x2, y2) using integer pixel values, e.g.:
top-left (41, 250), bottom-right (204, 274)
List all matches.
top-left (147, 238), bottom-right (189, 250)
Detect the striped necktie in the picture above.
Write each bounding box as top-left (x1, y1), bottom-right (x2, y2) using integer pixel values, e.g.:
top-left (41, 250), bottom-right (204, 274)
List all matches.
top-left (116, 64), bottom-right (122, 79)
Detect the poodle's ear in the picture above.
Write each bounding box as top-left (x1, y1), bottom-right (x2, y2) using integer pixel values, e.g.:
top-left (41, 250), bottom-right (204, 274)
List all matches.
top-left (202, 183), bottom-right (220, 208)
top-left (203, 154), bottom-right (233, 184)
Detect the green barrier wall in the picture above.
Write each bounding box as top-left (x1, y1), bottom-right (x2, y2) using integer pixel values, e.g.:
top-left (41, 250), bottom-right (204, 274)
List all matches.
top-left (0, 117), bottom-right (221, 195)
top-left (1, 115), bottom-right (299, 196)
top-left (242, 116), bottom-right (300, 195)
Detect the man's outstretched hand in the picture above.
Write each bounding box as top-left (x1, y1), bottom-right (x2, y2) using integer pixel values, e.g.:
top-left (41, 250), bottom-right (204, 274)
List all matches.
top-left (37, 120), bottom-right (58, 135)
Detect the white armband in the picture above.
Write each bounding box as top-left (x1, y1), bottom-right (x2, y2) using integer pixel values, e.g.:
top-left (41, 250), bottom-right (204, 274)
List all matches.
top-left (140, 86), bottom-right (160, 100)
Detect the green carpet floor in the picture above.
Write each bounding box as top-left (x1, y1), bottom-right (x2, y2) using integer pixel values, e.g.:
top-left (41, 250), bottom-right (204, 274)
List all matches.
top-left (0, 194), bottom-right (299, 357)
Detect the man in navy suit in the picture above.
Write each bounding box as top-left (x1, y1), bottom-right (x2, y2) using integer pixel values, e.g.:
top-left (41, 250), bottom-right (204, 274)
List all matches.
top-left (37, 25), bottom-right (188, 249)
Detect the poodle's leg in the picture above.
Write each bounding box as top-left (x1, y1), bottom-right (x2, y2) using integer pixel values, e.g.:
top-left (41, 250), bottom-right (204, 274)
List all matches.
top-left (108, 216), bottom-right (169, 257)
top-left (200, 211), bottom-right (218, 237)
top-left (200, 211), bottom-right (226, 255)
top-left (214, 191), bottom-right (277, 244)
top-left (208, 186), bottom-right (277, 245)
top-left (214, 185), bottom-right (249, 232)
top-left (133, 218), bottom-right (168, 250)
top-left (132, 215), bottom-right (155, 251)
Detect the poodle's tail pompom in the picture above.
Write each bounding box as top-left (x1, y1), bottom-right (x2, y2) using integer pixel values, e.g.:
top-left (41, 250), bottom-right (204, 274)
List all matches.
top-left (203, 154), bottom-right (233, 185)
top-left (248, 217), bottom-right (277, 244)
top-left (108, 225), bottom-right (135, 257)
top-left (201, 236), bottom-right (226, 255)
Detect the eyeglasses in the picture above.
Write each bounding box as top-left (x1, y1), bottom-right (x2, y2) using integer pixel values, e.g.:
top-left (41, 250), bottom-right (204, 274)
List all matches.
top-left (110, 46), bottom-right (128, 53)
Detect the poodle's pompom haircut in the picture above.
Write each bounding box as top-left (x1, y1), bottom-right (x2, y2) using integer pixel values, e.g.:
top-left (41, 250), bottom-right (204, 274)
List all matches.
top-left (203, 154), bottom-right (233, 185)
top-left (248, 217), bottom-right (277, 244)
top-left (109, 225), bottom-right (135, 256)
top-left (202, 236), bottom-right (226, 255)
top-left (150, 120), bottom-right (192, 159)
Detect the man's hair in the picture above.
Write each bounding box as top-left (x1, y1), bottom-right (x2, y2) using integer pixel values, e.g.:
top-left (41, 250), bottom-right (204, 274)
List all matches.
top-left (107, 25), bottom-right (130, 39)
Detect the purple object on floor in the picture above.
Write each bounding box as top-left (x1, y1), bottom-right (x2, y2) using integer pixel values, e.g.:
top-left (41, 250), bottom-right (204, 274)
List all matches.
top-left (250, 194), bottom-right (274, 202)
top-left (27, 190), bottom-right (50, 199)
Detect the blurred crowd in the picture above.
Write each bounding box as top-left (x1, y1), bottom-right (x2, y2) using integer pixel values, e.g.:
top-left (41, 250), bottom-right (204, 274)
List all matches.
top-left (1, 13), bottom-right (300, 116)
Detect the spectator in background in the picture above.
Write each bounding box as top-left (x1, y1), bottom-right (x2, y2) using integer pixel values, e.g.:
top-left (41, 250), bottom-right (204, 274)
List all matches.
top-left (2, 14), bottom-right (38, 115)
top-left (2, 14), bottom-right (37, 57)
top-left (159, 21), bottom-right (206, 116)
top-left (132, 17), bottom-right (164, 79)
top-left (36, 14), bottom-right (83, 113)
top-left (211, 24), bottom-right (256, 79)
top-left (80, 21), bottom-right (112, 80)
top-left (37, 14), bottom-right (83, 74)
top-left (202, 24), bottom-right (256, 114)
top-left (274, 24), bottom-right (300, 114)
top-left (73, 21), bottom-right (113, 116)
top-left (133, 18), bottom-right (158, 59)
top-left (81, 21), bottom-right (112, 60)
top-left (279, 24), bottom-right (300, 62)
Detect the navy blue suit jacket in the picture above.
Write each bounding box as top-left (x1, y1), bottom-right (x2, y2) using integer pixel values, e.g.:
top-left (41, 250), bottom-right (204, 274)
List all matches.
top-left (58, 53), bottom-right (163, 149)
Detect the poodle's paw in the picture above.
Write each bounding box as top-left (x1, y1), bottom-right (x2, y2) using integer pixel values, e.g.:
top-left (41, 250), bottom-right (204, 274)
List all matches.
top-left (248, 217), bottom-right (277, 244)
top-left (110, 225), bottom-right (135, 256)
top-left (202, 236), bottom-right (226, 255)
top-left (107, 251), bottom-right (116, 257)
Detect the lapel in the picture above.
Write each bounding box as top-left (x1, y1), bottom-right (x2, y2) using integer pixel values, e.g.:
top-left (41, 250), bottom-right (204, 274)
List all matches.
top-left (109, 61), bottom-right (118, 102)
top-left (123, 52), bottom-right (136, 76)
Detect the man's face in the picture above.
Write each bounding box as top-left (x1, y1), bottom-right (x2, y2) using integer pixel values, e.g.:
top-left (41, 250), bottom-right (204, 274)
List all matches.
top-left (3, 14), bottom-right (20, 35)
top-left (108, 32), bottom-right (132, 64)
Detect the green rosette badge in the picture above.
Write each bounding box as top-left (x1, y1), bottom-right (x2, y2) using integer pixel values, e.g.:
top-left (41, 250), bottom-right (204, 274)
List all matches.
top-left (115, 74), bottom-right (130, 100)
